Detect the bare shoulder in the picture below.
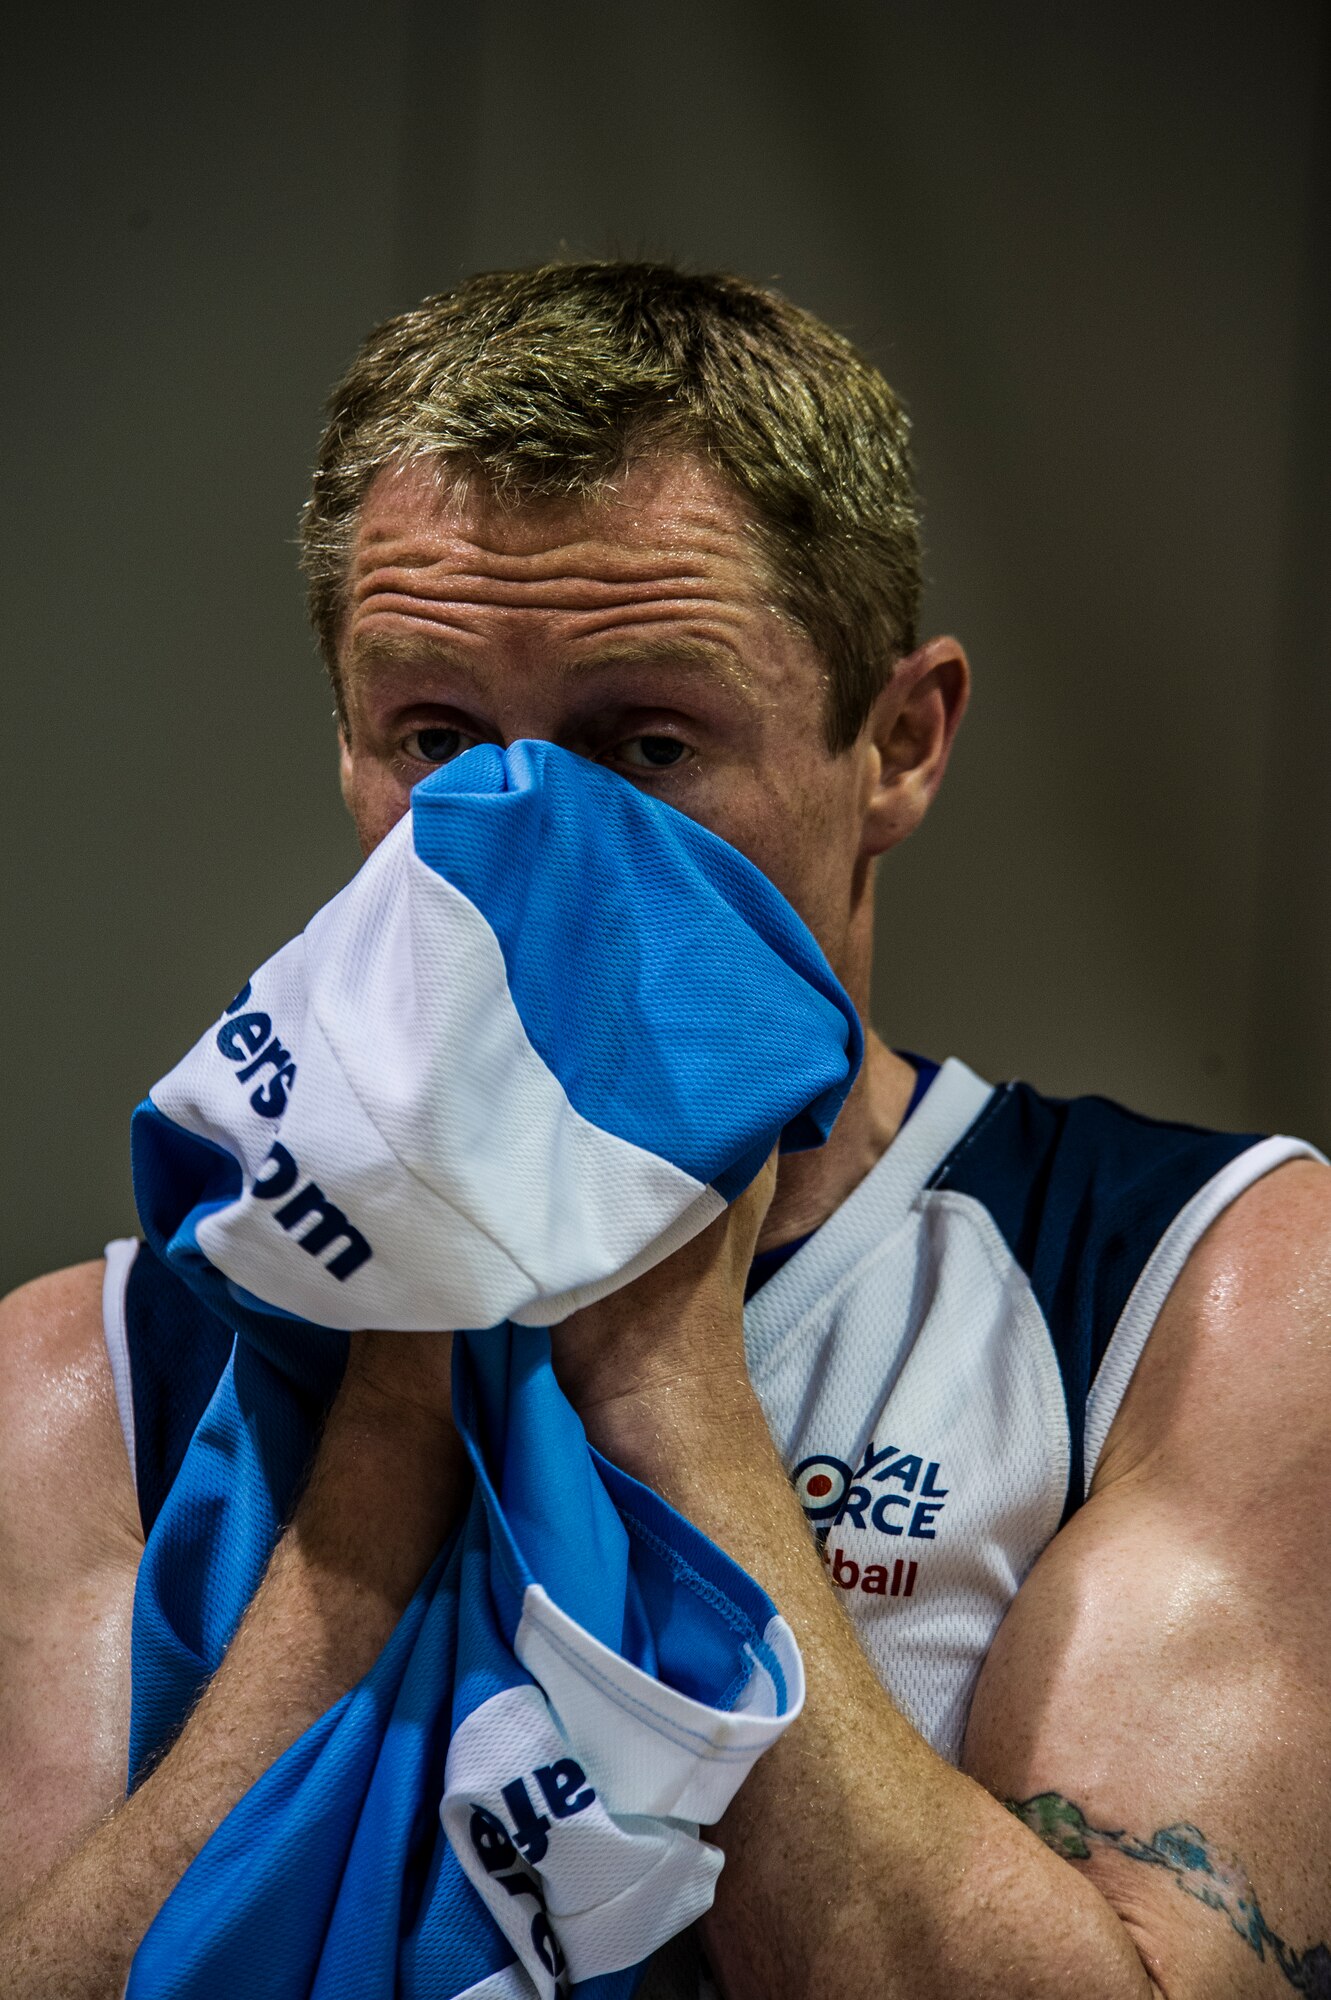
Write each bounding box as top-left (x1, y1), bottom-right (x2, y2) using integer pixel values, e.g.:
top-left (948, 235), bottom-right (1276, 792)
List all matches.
top-left (1092, 1154), bottom-right (1331, 1496)
top-left (0, 1260), bottom-right (142, 1578)
top-left (0, 1261), bottom-right (143, 1913)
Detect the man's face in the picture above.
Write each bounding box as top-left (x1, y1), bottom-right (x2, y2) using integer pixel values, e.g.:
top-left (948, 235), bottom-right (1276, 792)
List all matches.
top-left (337, 452), bottom-right (911, 992)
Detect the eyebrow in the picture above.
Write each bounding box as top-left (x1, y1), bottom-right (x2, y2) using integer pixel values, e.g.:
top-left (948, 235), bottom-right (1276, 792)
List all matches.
top-left (344, 631), bottom-right (755, 700)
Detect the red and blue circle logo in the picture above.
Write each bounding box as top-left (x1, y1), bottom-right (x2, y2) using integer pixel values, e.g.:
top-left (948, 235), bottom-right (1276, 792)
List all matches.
top-left (792, 1453), bottom-right (854, 1520)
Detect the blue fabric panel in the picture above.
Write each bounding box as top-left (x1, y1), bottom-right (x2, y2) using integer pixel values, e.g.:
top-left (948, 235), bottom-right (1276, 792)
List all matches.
top-left (123, 740), bottom-right (840, 1995)
top-left (120, 1052), bottom-right (944, 1539)
top-left (127, 1320), bottom-right (345, 1792)
top-left (591, 1452), bottom-right (790, 1713)
top-left (411, 741), bottom-right (863, 1186)
top-left (930, 1083), bottom-right (1261, 1520)
top-left (128, 1537), bottom-right (525, 2000)
top-left (457, 1328), bottom-right (637, 1660)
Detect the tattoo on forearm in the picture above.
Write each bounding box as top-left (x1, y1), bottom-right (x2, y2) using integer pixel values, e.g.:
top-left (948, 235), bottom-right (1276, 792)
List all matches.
top-left (1006, 1794), bottom-right (1329, 1997)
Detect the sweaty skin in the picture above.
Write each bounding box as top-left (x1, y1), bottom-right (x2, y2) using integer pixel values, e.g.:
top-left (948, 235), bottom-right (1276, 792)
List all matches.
top-left (1, 451), bottom-right (1328, 1999)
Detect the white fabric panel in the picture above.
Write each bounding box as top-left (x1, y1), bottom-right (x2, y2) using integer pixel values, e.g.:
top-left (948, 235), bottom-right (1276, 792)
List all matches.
top-left (740, 1058), bottom-right (1324, 1768)
top-left (451, 1968), bottom-right (535, 2000)
top-left (149, 816), bottom-right (722, 1330)
top-left (441, 1682), bottom-right (723, 1989)
top-left (513, 1585), bottom-right (804, 1828)
top-left (1082, 1131), bottom-right (1327, 1493)
top-left (306, 833), bottom-right (726, 1318)
top-left (743, 1060), bottom-right (1068, 1765)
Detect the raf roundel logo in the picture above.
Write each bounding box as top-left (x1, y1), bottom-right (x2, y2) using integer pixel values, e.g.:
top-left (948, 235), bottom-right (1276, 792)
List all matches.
top-left (793, 1441), bottom-right (950, 1541)
top-left (793, 1454), bottom-right (853, 1520)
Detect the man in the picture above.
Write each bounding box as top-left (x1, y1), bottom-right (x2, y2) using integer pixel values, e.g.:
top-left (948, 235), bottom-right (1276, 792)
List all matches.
top-left (1, 261), bottom-right (1327, 1998)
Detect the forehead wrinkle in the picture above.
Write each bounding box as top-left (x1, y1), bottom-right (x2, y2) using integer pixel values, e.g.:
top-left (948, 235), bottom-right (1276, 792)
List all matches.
top-left (352, 523), bottom-right (729, 586)
top-left (347, 586), bottom-right (751, 653)
top-left (344, 623), bottom-right (757, 704)
top-left (351, 509), bottom-right (768, 597)
top-left (349, 570), bottom-right (732, 616)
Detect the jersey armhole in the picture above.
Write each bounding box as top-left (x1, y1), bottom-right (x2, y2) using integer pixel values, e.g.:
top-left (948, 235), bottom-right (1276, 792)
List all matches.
top-left (101, 1237), bottom-right (141, 1497)
top-left (1082, 1135), bottom-right (1326, 1494)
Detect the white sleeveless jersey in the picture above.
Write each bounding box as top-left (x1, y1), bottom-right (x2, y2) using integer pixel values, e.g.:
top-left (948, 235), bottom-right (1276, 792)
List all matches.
top-left (739, 1057), bottom-right (1318, 1765)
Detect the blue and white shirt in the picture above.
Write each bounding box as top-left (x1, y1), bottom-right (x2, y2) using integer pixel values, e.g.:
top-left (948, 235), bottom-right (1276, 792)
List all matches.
top-left (105, 1053), bottom-right (1316, 1777)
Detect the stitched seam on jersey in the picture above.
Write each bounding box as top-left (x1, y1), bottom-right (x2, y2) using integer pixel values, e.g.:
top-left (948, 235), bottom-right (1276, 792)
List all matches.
top-left (897, 1059), bottom-right (998, 1193)
top-left (743, 1062), bottom-right (995, 1370)
top-left (521, 1599), bottom-right (768, 1761)
top-left (744, 1212), bottom-right (926, 1404)
top-left (749, 1122), bottom-right (996, 1347)
top-left (448, 1966), bottom-right (532, 2000)
top-left (919, 1188), bottom-right (1072, 1559)
top-left (925, 1083), bottom-right (1013, 1189)
top-left (620, 1510), bottom-right (764, 1651)
top-left (744, 1136), bottom-right (1002, 1387)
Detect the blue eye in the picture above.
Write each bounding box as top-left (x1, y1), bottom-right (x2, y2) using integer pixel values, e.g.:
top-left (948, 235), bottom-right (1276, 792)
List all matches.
top-left (403, 727), bottom-right (474, 765)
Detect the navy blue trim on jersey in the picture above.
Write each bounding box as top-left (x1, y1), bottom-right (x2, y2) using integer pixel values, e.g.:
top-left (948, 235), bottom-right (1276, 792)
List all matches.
top-left (125, 1243), bottom-right (238, 1537)
top-left (744, 1053), bottom-right (942, 1301)
top-left (744, 1234), bottom-right (813, 1301)
top-left (930, 1084), bottom-right (1261, 1522)
top-left (896, 1052), bottom-right (942, 1118)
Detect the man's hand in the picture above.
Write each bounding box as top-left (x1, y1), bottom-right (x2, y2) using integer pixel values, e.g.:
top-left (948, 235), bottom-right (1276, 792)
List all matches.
top-left (340, 1323), bottom-right (457, 1432)
top-left (553, 1148), bottom-right (779, 1423)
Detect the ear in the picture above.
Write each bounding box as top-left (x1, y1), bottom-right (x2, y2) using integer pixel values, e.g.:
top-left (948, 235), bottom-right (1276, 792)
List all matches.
top-left (338, 729), bottom-right (355, 816)
top-left (858, 636), bottom-right (970, 861)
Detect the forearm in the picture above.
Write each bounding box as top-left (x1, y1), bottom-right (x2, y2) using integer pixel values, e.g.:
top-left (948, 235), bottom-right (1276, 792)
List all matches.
top-left (1, 1350), bottom-right (467, 2000)
top-left (584, 1378), bottom-right (1161, 2000)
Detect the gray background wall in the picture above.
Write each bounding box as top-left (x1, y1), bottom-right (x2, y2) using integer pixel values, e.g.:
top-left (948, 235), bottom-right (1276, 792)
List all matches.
top-left (3, 1), bottom-right (1327, 1291)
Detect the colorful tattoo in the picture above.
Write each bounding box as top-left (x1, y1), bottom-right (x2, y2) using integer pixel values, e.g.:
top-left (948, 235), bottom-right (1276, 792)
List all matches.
top-left (1007, 1794), bottom-right (1329, 1996)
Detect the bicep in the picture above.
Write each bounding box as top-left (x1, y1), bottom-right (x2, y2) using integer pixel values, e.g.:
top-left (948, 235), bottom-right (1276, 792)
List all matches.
top-left (961, 1484), bottom-right (1329, 1996)
top-left (962, 1164), bottom-right (1331, 1997)
top-left (0, 1263), bottom-right (143, 1915)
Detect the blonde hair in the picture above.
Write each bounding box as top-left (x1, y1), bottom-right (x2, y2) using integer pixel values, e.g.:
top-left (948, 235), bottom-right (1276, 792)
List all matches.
top-left (299, 261), bottom-right (922, 751)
